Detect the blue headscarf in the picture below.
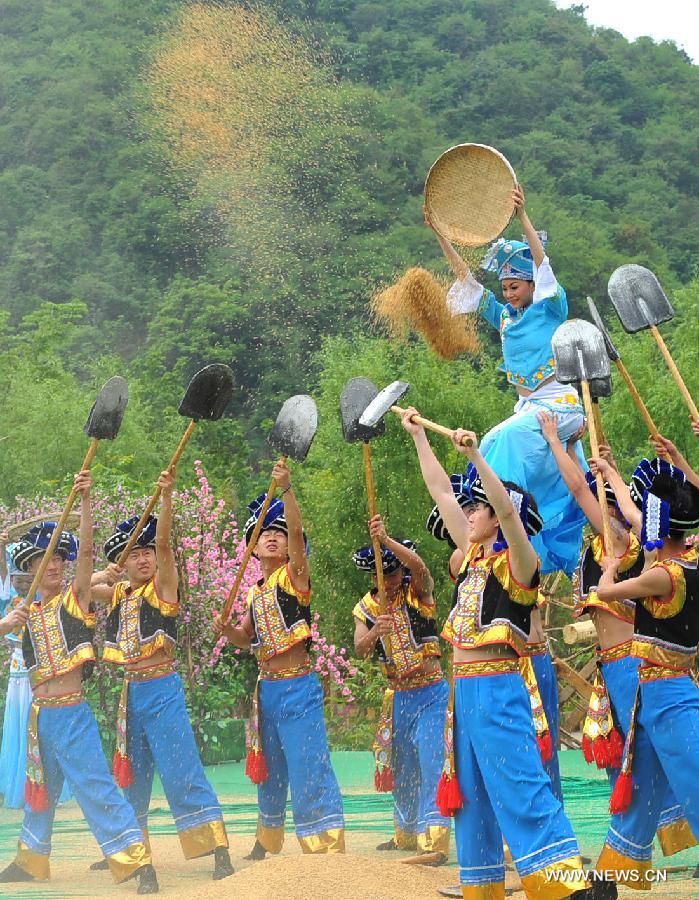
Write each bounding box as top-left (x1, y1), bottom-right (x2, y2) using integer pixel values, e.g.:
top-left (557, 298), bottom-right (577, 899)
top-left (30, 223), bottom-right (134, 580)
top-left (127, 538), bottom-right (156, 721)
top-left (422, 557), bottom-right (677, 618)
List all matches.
top-left (482, 232), bottom-right (547, 282)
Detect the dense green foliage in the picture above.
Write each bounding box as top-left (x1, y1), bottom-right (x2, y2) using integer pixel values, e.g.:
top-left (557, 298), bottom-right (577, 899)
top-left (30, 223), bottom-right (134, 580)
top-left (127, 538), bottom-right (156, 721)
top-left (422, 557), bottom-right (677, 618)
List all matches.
top-left (0, 0), bottom-right (696, 649)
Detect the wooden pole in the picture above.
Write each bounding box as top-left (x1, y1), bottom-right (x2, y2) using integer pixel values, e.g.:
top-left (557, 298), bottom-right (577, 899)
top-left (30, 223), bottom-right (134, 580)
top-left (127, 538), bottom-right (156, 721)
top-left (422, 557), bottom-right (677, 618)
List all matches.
top-left (22, 438), bottom-right (100, 607)
top-left (650, 325), bottom-right (699, 421)
top-left (580, 380), bottom-right (614, 556)
top-left (219, 464), bottom-right (284, 625)
top-left (612, 358), bottom-right (671, 460)
top-left (116, 420), bottom-right (198, 568)
top-left (362, 442), bottom-right (388, 616)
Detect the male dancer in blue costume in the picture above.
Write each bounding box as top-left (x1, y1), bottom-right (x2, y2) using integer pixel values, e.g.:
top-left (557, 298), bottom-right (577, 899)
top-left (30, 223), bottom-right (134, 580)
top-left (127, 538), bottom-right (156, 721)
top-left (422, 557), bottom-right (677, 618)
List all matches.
top-left (353, 514), bottom-right (450, 861)
top-left (215, 459), bottom-right (345, 859)
top-left (90, 468), bottom-right (233, 882)
top-left (401, 406), bottom-right (593, 899)
top-left (0, 472), bottom-right (157, 893)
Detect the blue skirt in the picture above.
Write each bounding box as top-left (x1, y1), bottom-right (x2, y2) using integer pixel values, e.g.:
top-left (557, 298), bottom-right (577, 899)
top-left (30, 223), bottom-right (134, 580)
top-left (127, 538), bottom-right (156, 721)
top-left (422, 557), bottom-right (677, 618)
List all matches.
top-left (480, 386), bottom-right (586, 575)
top-left (0, 648), bottom-right (32, 808)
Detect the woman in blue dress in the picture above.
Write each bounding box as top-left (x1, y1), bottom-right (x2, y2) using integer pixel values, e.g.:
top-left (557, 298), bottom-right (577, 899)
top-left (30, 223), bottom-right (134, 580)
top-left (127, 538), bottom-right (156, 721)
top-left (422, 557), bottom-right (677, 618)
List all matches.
top-left (425, 185), bottom-right (585, 575)
top-left (0, 538), bottom-right (33, 809)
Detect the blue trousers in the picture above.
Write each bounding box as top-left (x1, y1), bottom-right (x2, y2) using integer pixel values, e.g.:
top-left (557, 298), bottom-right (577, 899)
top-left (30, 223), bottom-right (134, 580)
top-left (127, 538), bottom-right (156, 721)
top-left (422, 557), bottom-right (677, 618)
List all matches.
top-left (598, 672), bottom-right (699, 879)
top-left (392, 680), bottom-right (450, 853)
top-left (257, 672), bottom-right (344, 853)
top-left (15, 701), bottom-right (148, 882)
top-left (454, 671), bottom-right (586, 896)
top-left (600, 653), bottom-right (695, 857)
top-left (531, 649), bottom-right (563, 803)
top-left (125, 672), bottom-right (228, 858)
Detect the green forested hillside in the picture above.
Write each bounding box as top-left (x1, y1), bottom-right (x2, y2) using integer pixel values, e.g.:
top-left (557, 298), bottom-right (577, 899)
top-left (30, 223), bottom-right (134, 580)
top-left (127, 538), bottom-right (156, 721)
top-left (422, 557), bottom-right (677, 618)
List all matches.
top-left (0, 0), bottom-right (696, 592)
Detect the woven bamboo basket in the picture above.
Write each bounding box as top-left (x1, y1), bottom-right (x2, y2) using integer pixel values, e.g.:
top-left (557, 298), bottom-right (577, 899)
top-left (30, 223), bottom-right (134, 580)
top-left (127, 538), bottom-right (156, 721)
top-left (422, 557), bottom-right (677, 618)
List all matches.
top-left (424, 143), bottom-right (516, 247)
top-left (6, 512), bottom-right (81, 542)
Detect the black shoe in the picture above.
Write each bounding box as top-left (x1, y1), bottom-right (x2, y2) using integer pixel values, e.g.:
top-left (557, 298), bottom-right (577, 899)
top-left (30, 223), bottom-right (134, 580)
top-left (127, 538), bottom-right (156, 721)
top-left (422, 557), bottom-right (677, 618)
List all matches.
top-left (212, 847), bottom-right (234, 880)
top-left (89, 858), bottom-right (110, 871)
top-left (376, 838), bottom-right (399, 851)
top-left (0, 862), bottom-right (36, 883)
top-left (582, 877), bottom-right (618, 900)
top-left (243, 840), bottom-right (267, 862)
top-left (137, 864), bottom-right (159, 895)
top-left (418, 851), bottom-right (447, 867)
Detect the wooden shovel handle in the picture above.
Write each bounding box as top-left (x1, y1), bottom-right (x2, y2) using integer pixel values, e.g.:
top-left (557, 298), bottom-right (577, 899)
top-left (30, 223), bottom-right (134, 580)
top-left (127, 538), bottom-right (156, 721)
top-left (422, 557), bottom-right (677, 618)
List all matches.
top-left (220, 466), bottom-right (284, 625)
top-left (580, 381), bottom-right (614, 557)
top-left (390, 406), bottom-right (474, 447)
top-left (22, 439), bottom-right (100, 608)
top-left (116, 419), bottom-right (198, 568)
top-left (362, 442), bottom-right (388, 616)
top-left (613, 359), bottom-right (671, 461)
top-left (590, 399), bottom-right (607, 448)
top-left (650, 325), bottom-right (699, 421)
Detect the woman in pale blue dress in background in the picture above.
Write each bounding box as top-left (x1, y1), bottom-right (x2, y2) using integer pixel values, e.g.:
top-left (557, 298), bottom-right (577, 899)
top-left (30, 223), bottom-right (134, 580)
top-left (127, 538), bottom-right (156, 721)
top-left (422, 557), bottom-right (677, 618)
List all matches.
top-left (0, 536), bottom-right (71, 808)
top-left (425, 185), bottom-right (586, 575)
top-left (0, 538), bottom-right (33, 808)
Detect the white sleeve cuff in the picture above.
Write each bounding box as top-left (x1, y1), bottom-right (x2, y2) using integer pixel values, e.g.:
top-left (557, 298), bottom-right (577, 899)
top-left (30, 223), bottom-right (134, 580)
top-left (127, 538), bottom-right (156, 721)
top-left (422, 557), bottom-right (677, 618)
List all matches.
top-left (533, 256), bottom-right (557, 303)
top-left (446, 272), bottom-right (484, 315)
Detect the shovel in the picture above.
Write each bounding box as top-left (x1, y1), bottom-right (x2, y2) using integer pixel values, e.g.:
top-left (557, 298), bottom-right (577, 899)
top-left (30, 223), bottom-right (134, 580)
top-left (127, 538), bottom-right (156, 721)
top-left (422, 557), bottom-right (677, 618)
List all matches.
top-left (587, 297), bottom-right (669, 458)
top-left (552, 320), bottom-right (614, 555)
top-left (220, 395), bottom-right (318, 624)
top-left (340, 378), bottom-right (389, 615)
top-left (608, 265), bottom-right (698, 422)
top-left (359, 380), bottom-right (474, 447)
top-left (22, 377), bottom-right (129, 607)
top-left (115, 364), bottom-right (234, 567)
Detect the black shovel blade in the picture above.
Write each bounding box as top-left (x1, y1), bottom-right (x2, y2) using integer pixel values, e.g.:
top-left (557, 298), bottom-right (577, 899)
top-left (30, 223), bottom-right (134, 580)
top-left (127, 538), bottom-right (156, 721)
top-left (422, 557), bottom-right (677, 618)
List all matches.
top-left (358, 380), bottom-right (411, 429)
top-left (178, 364), bottom-right (234, 421)
top-left (84, 376), bottom-right (128, 440)
top-left (607, 265), bottom-right (675, 334)
top-left (552, 320), bottom-right (610, 385)
top-left (586, 297), bottom-right (620, 362)
top-left (589, 376), bottom-right (612, 399)
top-left (268, 395), bottom-right (318, 462)
top-left (340, 378), bottom-right (385, 443)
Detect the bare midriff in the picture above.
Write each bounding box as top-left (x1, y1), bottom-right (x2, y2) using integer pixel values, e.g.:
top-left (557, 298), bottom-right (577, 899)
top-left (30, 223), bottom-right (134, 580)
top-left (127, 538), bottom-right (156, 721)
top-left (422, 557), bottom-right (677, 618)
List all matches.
top-left (516, 373), bottom-right (555, 398)
top-left (589, 608), bottom-right (633, 652)
top-left (453, 644), bottom-right (518, 663)
top-left (125, 646), bottom-right (173, 674)
top-left (35, 668), bottom-right (84, 698)
top-left (259, 639), bottom-right (311, 676)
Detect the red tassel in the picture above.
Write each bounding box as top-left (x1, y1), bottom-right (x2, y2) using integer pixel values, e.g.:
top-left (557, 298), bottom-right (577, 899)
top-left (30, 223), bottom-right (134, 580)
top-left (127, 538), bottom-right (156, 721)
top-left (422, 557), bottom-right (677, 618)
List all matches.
top-left (609, 771), bottom-right (633, 814)
top-left (607, 729), bottom-right (624, 770)
top-left (593, 736), bottom-right (611, 769)
top-left (436, 773), bottom-right (465, 818)
top-left (374, 766), bottom-right (394, 793)
top-left (113, 750), bottom-right (135, 788)
top-left (538, 731), bottom-right (553, 763)
top-left (582, 734), bottom-right (594, 765)
top-left (245, 749), bottom-right (269, 785)
top-left (25, 780), bottom-right (49, 812)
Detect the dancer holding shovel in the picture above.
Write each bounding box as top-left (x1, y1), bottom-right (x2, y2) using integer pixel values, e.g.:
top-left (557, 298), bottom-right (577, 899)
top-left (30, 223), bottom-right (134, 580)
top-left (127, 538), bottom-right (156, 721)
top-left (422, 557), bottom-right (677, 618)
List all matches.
top-left (0, 472), bottom-right (158, 893)
top-left (89, 365), bottom-right (235, 881)
top-left (539, 413), bottom-right (696, 857)
top-left (90, 467), bottom-right (234, 882)
top-left (399, 407), bottom-right (592, 899)
top-left (591, 460), bottom-right (699, 897)
top-left (426, 184), bottom-right (586, 576)
top-left (352, 517), bottom-right (450, 864)
top-left (214, 396), bottom-right (343, 858)
top-left (214, 458), bottom-right (345, 859)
